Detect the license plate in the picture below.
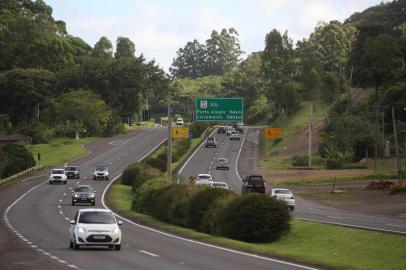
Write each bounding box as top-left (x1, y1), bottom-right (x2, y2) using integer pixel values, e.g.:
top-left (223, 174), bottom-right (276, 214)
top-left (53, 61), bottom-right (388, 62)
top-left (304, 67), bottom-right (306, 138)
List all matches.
top-left (94, 235), bottom-right (105, 240)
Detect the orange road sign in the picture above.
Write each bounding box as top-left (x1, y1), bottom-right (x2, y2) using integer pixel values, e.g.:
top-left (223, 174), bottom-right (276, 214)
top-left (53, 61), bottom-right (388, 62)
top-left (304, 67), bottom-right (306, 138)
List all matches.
top-left (172, 127), bottom-right (189, 139)
top-left (264, 127), bottom-right (282, 140)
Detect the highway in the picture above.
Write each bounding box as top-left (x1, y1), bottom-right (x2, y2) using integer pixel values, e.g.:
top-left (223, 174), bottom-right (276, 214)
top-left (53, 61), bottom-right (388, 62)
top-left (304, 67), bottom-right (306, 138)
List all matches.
top-left (3, 127), bottom-right (319, 270)
top-left (179, 126), bottom-right (406, 235)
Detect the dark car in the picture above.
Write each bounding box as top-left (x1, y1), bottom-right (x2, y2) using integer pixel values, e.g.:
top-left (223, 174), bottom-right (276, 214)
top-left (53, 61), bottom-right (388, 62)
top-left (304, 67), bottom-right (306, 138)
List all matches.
top-left (242, 175), bottom-right (266, 194)
top-left (205, 137), bottom-right (217, 148)
top-left (232, 122), bottom-right (244, 133)
top-left (65, 166), bottom-right (80, 179)
top-left (217, 126), bottom-right (226, 134)
top-left (71, 185), bottom-right (96, 206)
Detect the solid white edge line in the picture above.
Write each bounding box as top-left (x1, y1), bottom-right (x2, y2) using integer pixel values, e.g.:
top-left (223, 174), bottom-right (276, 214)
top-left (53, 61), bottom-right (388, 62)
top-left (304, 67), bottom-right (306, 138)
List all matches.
top-left (296, 218), bottom-right (406, 235)
top-left (139, 250), bottom-right (160, 257)
top-left (101, 132), bottom-right (320, 270)
top-left (234, 127), bottom-right (249, 182)
top-left (176, 127), bottom-right (218, 183)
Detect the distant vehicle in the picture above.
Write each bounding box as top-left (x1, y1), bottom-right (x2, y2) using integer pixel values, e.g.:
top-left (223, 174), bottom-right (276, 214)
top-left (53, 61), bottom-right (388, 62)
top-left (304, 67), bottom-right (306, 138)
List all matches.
top-left (226, 127), bottom-right (234, 136)
top-left (242, 175), bottom-right (266, 194)
top-left (230, 131), bottom-right (241, 140)
top-left (216, 158), bottom-right (229, 170)
top-left (205, 136), bottom-right (217, 148)
top-left (196, 174), bottom-right (213, 185)
top-left (232, 122), bottom-right (244, 133)
top-left (217, 126), bottom-right (226, 134)
top-left (71, 185), bottom-right (96, 206)
top-left (69, 208), bottom-right (122, 250)
top-left (210, 181), bottom-right (229, 190)
top-left (49, 169), bottom-right (67, 184)
top-left (270, 188), bottom-right (295, 210)
top-left (176, 118), bottom-right (184, 126)
top-left (93, 165), bottom-right (109, 180)
top-left (65, 165), bottom-right (80, 179)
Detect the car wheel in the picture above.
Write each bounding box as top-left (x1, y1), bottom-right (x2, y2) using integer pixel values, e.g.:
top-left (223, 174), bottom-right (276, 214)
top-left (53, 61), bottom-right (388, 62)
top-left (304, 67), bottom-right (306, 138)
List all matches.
top-left (77, 175), bottom-right (80, 179)
top-left (73, 237), bottom-right (80, 250)
top-left (71, 201), bottom-right (75, 206)
top-left (92, 202), bottom-right (95, 206)
top-left (106, 177), bottom-right (109, 180)
top-left (49, 181), bottom-right (52, 185)
top-left (290, 206), bottom-right (295, 211)
top-left (114, 245), bottom-right (121, 251)
top-left (64, 181), bottom-right (67, 185)
top-left (69, 240), bottom-right (73, 249)
top-left (93, 176), bottom-right (96, 180)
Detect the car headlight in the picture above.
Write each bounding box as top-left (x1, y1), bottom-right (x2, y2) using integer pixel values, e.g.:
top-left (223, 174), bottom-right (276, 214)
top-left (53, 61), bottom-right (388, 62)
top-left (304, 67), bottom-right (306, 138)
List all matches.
top-left (74, 194), bottom-right (79, 198)
top-left (112, 227), bottom-right (120, 235)
top-left (90, 194), bottom-right (95, 198)
top-left (78, 226), bottom-right (87, 234)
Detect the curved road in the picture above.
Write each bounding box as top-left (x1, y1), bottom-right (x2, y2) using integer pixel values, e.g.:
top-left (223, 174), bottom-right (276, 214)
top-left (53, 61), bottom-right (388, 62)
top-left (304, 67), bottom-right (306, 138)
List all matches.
top-left (179, 127), bottom-right (406, 235)
top-left (3, 127), bottom-right (318, 270)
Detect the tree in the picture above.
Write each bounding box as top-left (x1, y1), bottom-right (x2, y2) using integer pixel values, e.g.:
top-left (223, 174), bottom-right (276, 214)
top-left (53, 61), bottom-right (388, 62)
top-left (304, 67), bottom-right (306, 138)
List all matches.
top-left (170, 40), bottom-right (206, 78)
top-left (115, 37), bottom-right (135, 59)
top-left (93, 36), bottom-right (113, 57)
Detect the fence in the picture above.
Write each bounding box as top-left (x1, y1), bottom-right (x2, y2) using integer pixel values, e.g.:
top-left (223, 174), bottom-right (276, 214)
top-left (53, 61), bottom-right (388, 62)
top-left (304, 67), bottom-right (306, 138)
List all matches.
top-left (0, 165), bottom-right (43, 186)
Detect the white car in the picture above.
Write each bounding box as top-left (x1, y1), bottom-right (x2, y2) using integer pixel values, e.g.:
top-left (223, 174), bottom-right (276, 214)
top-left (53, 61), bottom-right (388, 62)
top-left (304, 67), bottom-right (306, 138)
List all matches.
top-left (93, 165), bottom-right (109, 180)
top-left (270, 188), bottom-right (295, 210)
top-left (195, 174), bottom-right (213, 185)
top-left (226, 127), bottom-right (234, 136)
top-left (176, 118), bottom-right (184, 126)
top-left (69, 208), bottom-right (123, 250)
top-left (49, 169), bottom-right (67, 184)
top-left (210, 181), bottom-right (229, 190)
top-left (230, 131), bottom-right (241, 140)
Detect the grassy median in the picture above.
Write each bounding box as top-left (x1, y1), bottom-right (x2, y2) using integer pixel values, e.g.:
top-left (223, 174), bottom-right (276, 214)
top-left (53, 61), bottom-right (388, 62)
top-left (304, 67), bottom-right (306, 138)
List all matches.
top-left (26, 137), bottom-right (97, 167)
top-left (108, 183), bottom-right (406, 270)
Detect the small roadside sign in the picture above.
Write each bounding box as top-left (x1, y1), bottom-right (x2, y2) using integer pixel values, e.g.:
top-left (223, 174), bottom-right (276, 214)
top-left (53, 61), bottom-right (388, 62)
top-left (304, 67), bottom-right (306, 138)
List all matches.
top-left (172, 127), bottom-right (189, 139)
top-left (264, 128), bottom-right (283, 140)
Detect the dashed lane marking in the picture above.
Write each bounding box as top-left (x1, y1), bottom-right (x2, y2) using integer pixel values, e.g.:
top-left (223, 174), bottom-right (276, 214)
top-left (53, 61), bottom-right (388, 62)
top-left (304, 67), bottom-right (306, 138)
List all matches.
top-left (139, 250), bottom-right (160, 257)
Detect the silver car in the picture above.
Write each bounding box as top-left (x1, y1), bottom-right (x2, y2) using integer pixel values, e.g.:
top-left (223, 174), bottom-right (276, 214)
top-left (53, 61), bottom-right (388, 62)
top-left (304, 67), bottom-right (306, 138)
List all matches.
top-left (216, 158), bottom-right (229, 170)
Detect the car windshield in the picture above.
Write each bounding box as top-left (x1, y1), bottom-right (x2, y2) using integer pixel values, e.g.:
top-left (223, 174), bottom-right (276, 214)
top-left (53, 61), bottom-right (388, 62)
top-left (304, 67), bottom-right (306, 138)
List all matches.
top-left (52, 169), bottom-right (64, 174)
top-left (232, 131), bottom-right (239, 135)
top-left (218, 159), bottom-right (227, 163)
top-left (78, 212), bottom-right (115, 224)
top-left (96, 166), bottom-right (107, 171)
top-left (65, 167), bottom-right (77, 171)
top-left (75, 186), bottom-right (92, 193)
top-left (199, 175), bottom-right (211, 179)
top-left (213, 183), bottom-right (227, 187)
top-left (248, 176), bottom-right (264, 185)
top-left (275, 190), bottom-right (291, 194)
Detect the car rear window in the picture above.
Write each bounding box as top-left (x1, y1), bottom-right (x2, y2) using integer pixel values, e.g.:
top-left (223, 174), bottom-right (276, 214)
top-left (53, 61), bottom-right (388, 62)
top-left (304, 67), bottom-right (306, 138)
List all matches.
top-left (199, 175), bottom-right (211, 179)
top-left (275, 190), bottom-right (291, 194)
top-left (75, 186), bottom-right (92, 192)
top-left (78, 212), bottom-right (115, 224)
top-left (65, 167), bottom-right (77, 171)
top-left (248, 176), bottom-right (264, 185)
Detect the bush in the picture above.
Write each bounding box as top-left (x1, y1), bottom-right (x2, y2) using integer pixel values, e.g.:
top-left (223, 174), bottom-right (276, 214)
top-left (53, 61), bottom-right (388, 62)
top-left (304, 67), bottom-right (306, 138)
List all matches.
top-left (389, 182), bottom-right (406, 193)
top-left (291, 155), bottom-right (308, 167)
top-left (186, 186), bottom-right (233, 229)
top-left (189, 122), bottom-right (212, 138)
top-left (0, 143), bottom-right (35, 178)
top-left (132, 178), bottom-right (171, 214)
top-left (199, 194), bottom-right (237, 235)
top-left (145, 157), bottom-right (166, 172)
top-left (221, 194), bottom-right (290, 243)
top-left (150, 184), bottom-right (190, 224)
top-left (121, 162), bottom-right (160, 191)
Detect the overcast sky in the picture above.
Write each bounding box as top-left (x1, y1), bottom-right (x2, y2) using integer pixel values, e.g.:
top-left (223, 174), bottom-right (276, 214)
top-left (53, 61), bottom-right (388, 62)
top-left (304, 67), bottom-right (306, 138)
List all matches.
top-left (45, 0), bottom-right (383, 72)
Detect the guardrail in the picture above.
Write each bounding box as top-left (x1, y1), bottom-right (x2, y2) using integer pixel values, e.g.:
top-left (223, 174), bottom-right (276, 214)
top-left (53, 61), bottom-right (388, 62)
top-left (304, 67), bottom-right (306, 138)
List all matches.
top-left (0, 165), bottom-right (43, 186)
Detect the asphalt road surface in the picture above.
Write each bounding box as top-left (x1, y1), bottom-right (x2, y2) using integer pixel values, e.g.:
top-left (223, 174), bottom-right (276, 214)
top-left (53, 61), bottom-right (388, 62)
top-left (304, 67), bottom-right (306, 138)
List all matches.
top-left (4, 127), bottom-right (319, 270)
top-left (179, 126), bottom-right (406, 235)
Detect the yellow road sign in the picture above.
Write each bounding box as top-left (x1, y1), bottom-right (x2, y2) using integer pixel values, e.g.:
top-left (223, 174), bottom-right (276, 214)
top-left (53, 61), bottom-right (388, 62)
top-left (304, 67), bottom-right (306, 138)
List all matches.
top-left (264, 128), bottom-right (283, 140)
top-left (172, 127), bottom-right (189, 139)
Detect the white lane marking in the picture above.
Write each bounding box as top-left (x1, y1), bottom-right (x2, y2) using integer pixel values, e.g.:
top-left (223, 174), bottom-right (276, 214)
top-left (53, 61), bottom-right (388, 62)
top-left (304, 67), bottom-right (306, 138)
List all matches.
top-left (177, 128), bottom-right (218, 183)
top-left (124, 153), bottom-right (128, 155)
top-left (139, 250), bottom-right (160, 257)
top-left (386, 223), bottom-right (406, 228)
top-left (59, 199), bottom-right (63, 202)
top-left (102, 168), bottom-right (320, 270)
top-left (84, 177), bottom-right (87, 180)
top-left (117, 157), bottom-right (121, 160)
top-left (234, 127), bottom-right (249, 181)
top-left (296, 218), bottom-right (406, 235)
top-left (65, 217), bottom-right (70, 221)
top-left (109, 162), bottom-right (113, 165)
top-left (327, 216), bottom-right (344, 220)
top-left (59, 211), bottom-right (63, 215)
top-left (58, 205), bottom-right (61, 208)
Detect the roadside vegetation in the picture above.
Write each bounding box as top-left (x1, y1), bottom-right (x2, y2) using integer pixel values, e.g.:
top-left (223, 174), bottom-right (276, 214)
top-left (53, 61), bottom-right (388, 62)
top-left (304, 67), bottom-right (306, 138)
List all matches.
top-left (108, 183), bottom-right (406, 270)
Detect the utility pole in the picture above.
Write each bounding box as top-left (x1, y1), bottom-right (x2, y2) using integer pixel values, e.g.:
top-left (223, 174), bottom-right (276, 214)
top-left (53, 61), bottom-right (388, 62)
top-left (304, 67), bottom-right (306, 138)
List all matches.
top-left (382, 109), bottom-right (385, 158)
top-left (308, 102), bottom-right (313, 167)
top-left (374, 88), bottom-right (378, 173)
top-left (167, 104), bottom-right (172, 180)
top-left (392, 106), bottom-right (402, 182)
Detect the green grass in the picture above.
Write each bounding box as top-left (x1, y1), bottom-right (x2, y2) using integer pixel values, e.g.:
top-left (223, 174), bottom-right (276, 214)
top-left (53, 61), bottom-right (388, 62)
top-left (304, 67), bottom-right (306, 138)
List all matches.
top-left (263, 102), bottom-right (329, 157)
top-left (172, 138), bottom-right (200, 169)
top-left (26, 137), bottom-right (97, 167)
top-left (108, 183), bottom-right (406, 270)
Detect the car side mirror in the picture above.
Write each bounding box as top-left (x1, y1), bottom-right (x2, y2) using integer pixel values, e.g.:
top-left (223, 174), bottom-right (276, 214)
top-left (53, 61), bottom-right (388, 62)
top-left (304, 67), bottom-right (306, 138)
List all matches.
top-left (70, 220), bottom-right (76, 225)
top-left (118, 221), bottom-right (123, 226)
top-left (48, 173), bottom-right (51, 175)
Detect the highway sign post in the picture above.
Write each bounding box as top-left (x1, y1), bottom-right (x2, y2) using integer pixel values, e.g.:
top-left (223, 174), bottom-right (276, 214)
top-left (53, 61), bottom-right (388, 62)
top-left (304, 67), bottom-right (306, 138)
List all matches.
top-left (195, 98), bottom-right (243, 122)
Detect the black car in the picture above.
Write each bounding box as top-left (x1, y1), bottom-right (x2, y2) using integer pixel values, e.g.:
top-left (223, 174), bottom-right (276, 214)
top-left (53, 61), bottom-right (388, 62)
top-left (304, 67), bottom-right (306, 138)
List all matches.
top-left (242, 175), bottom-right (266, 194)
top-left (232, 122), bottom-right (244, 133)
top-left (65, 166), bottom-right (80, 179)
top-left (205, 137), bottom-right (217, 148)
top-left (71, 185), bottom-right (96, 206)
top-left (217, 126), bottom-right (226, 134)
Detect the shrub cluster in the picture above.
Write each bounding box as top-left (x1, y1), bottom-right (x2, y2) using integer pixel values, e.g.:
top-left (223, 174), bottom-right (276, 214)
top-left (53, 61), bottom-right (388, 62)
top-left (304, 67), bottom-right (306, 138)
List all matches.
top-left (0, 143), bottom-right (36, 178)
top-left (133, 180), bottom-right (291, 243)
top-left (120, 162), bottom-right (160, 191)
top-left (189, 122), bottom-right (212, 138)
top-left (291, 155), bottom-right (308, 166)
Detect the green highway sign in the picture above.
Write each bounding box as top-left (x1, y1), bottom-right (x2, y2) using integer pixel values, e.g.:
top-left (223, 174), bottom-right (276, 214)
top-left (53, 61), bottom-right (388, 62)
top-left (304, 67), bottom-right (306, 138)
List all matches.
top-left (195, 98), bottom-right (243, 122)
